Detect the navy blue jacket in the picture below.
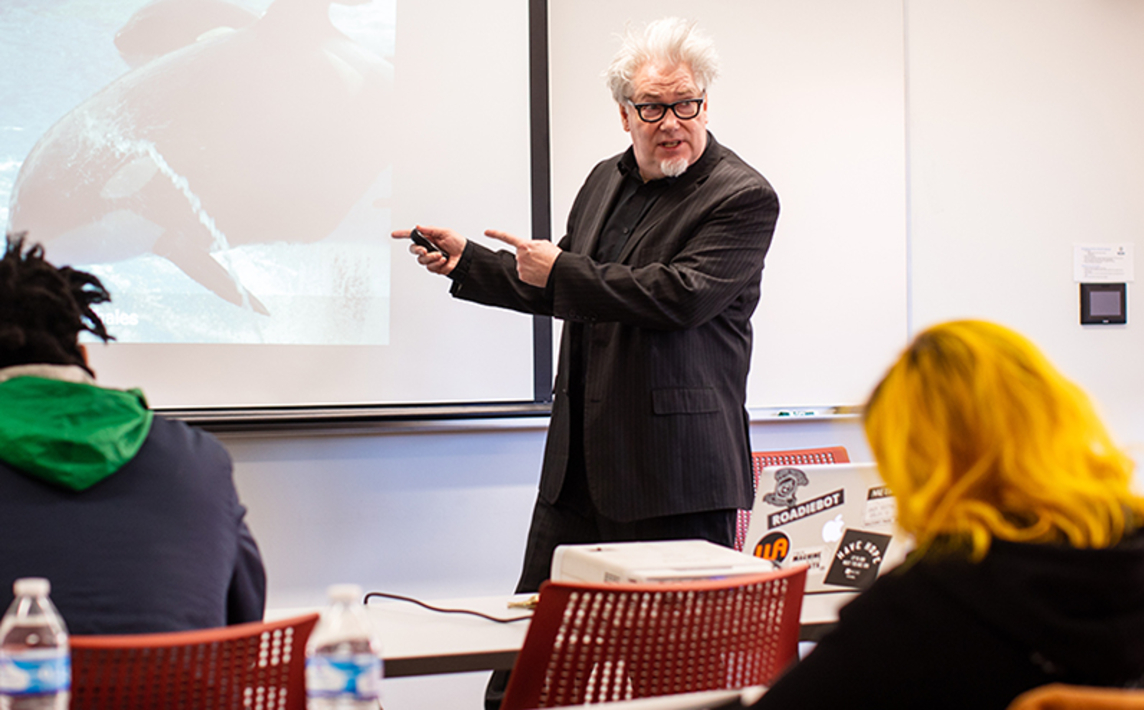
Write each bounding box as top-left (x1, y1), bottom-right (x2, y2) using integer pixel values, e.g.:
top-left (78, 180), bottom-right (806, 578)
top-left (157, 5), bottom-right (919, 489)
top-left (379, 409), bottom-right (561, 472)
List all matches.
top-left (0, 415), bottom-right (266, 634)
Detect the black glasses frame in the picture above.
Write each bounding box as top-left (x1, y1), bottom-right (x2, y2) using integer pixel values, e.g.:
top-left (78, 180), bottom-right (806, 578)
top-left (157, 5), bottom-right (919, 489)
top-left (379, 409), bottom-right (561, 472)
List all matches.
top-left (628, 96), bottom-right (706, 123)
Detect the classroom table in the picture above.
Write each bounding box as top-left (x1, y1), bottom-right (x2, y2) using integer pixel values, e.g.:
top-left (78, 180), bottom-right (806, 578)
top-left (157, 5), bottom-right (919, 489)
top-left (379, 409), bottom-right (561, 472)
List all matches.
top-left (268, 589), bottom-right (853, 678)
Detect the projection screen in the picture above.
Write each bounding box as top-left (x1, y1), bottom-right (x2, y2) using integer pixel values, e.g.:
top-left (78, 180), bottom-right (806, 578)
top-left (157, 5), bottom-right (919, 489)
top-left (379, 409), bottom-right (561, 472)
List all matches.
top-left (0, 0), bottom-right (549, 422)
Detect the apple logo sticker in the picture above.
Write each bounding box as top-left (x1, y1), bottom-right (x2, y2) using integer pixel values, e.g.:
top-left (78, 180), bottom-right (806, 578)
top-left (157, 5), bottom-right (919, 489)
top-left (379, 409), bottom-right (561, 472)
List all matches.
top-left (821, 513), bottom-right (845, 543)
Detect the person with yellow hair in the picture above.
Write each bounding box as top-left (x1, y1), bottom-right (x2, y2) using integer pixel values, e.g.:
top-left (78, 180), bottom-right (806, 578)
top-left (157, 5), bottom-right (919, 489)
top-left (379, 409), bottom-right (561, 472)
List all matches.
top-left (753, 320), bottom-right (1144, 708)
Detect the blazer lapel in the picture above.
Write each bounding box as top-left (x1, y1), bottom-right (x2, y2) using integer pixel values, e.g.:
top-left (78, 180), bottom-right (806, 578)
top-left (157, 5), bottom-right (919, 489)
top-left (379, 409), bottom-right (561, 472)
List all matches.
top-left (578, 165), bottom-right (626, 256)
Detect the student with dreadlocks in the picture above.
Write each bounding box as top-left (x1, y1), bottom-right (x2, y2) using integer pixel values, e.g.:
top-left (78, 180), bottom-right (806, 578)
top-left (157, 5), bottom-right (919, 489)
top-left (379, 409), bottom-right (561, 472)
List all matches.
top-left (753, 320), bottom-right (1144, 709)
top-left (0, 234), bottom-right (265, 634)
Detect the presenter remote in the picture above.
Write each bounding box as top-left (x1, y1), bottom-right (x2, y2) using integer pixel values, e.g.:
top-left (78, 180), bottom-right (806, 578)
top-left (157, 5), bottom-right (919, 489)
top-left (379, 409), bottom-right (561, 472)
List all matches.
top-left (410, 227), bottom-right (448, 259)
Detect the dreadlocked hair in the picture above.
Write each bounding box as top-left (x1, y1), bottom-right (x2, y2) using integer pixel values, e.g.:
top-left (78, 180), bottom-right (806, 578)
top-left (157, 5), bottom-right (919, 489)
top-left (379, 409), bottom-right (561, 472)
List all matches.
top-left (0, 233), bottom-right (114, 374)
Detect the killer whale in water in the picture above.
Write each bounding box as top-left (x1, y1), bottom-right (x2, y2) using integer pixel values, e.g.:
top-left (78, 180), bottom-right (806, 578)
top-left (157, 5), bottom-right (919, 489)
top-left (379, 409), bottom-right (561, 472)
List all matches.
top-left (8, 0), bottom-right (393, 315)
top-left (114, 0), bottom-right (260, 69)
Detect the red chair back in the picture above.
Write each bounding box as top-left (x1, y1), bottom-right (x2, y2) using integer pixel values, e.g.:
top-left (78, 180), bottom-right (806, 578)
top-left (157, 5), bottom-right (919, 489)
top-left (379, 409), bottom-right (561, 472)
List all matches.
top-left (69, 613), bottom-right (319, 710)
top-left (500, 567), bottom-right (807, 709)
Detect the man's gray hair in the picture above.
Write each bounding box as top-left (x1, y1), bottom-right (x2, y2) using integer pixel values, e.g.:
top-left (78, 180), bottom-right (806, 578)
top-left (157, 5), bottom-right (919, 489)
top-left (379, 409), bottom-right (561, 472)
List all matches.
top-left (604, 17), bottom-right (720, 105)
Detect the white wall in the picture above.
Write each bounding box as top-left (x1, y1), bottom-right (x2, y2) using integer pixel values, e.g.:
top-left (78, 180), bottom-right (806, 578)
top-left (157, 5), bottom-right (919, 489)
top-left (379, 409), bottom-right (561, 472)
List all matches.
top-left (905, 0), bottom-right (1144, 451)
top-left (223, 417), bottom-right (871, 609)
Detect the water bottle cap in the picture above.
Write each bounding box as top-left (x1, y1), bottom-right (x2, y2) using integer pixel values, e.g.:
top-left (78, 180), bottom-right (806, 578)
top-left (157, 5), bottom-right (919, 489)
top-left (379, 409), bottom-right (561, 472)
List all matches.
top-left (327, 584), bottom-right (363, 603)
top-left (13, 577), bottom-right (50, 597)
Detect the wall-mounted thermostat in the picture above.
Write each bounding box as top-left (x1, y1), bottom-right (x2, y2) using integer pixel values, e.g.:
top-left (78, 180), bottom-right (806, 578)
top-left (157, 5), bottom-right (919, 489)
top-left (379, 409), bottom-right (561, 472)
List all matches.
top-left (1080, 283), bottom-right (1127, 325)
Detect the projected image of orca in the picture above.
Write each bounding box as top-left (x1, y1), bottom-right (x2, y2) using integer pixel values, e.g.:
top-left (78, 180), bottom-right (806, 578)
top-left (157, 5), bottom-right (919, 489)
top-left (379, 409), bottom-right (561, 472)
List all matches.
top-left (8, 0), bottom-right (393, 315)
top-left (114, 0), bottom-right (260, 68)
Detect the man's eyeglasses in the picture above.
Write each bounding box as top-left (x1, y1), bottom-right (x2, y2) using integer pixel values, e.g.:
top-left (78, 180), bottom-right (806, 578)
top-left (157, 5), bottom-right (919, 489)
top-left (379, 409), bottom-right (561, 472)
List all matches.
top-left (628, 96), bottom-right (706, 123)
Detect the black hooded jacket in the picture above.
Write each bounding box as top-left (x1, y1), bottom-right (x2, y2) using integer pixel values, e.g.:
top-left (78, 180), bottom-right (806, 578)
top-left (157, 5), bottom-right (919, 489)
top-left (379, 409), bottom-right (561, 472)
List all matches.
top-left (753, 532), bottom-right (1144, 709)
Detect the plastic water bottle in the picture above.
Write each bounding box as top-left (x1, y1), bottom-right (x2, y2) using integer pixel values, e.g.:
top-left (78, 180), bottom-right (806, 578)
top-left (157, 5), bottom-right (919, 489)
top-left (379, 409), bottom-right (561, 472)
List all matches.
top-left (0, 578), bottom-right (69, 710)
top-left (306, 584), bottom-right (382, 709)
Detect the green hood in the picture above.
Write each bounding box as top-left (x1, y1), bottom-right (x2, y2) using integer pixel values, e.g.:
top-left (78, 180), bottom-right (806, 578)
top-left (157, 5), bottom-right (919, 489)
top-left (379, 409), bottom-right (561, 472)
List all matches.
top-left (0, 376), bottom-right (154, 491)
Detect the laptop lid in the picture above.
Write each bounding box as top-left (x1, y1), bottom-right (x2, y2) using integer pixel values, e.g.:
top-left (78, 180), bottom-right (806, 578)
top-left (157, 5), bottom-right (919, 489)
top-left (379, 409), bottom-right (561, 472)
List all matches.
top-left (742, 463), bottom-right (911, 597)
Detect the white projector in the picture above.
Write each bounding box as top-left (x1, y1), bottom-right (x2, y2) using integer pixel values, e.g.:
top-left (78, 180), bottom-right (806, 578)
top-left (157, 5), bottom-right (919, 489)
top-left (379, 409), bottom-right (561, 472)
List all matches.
top-left (550, 539), bottom-right (778, 584)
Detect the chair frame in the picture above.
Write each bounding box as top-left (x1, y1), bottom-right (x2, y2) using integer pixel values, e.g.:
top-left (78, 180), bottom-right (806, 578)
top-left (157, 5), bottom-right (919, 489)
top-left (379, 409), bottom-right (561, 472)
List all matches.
top-left (501, 567), bottom-right (807, 710)
top-left (1007, 683), bottom-right (1144, 710)
top-left (69, 613), bottom-right (319, 710)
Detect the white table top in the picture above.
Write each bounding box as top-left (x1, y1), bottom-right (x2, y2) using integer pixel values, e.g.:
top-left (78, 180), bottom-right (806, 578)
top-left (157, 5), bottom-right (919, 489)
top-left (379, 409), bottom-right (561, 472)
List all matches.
top-left (269, 594), bottom-right (533, 678)
top-left (269, 589), bottom-right (853, 678)
top-left (558, 686), bottom-right (768, 709)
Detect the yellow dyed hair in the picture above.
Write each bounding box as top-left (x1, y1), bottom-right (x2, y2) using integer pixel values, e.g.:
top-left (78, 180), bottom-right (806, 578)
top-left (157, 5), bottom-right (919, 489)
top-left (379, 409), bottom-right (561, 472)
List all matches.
top-left (864, 319), bottom-right (1143, 557)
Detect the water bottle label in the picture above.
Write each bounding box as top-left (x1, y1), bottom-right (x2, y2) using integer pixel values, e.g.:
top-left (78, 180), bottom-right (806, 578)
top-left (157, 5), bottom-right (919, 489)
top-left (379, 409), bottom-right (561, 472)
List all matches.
top-left (0, 652), bottom-right (70, 695)
top-left (306, 654), bottom-right (381, 700)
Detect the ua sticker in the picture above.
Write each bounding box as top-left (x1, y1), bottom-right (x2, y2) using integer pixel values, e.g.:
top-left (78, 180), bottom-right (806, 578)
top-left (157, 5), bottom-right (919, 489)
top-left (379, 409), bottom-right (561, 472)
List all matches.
top-left (753, 531), bottom-right (791, 563)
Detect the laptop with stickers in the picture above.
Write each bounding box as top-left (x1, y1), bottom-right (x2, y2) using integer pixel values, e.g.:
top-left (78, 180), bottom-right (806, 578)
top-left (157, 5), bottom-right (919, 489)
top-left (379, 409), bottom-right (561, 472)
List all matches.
top-left (742, 463), bottom-right (912, 598)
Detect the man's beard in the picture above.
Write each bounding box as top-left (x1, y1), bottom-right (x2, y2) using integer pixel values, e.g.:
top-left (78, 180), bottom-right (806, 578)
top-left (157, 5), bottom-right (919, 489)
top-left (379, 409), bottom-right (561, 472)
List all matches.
top-left (660, 157), bottom-right (689, 178)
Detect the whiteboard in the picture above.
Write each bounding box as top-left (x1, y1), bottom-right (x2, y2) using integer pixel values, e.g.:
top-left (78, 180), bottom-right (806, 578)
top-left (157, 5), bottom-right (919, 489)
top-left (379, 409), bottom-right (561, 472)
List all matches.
top-left (906, 0), bottom-right (1144, 447)
top-left (548, 0), bottom-right (909, 410)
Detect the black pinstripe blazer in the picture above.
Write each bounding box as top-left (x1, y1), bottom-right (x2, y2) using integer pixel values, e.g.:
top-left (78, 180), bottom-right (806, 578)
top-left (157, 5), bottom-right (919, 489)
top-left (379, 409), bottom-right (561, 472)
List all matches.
top-left (452, 133), bottom-right (779, 522)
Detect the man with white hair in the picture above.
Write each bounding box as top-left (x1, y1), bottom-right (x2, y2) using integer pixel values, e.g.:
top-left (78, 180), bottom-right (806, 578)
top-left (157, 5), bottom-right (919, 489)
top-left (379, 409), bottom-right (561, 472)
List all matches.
top-left (398, 14), bottom-right (777, 601)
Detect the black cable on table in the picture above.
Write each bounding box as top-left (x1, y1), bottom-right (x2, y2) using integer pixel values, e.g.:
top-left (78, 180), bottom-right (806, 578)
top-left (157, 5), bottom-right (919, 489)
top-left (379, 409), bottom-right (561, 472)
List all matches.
top-left (363, 591), bottom-right (533, 623)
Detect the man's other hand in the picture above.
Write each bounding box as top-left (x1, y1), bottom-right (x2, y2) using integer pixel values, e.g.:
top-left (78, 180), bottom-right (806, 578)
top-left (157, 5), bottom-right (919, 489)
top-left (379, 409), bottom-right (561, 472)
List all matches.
top-left (485, 230), bottom-right (561, 287)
